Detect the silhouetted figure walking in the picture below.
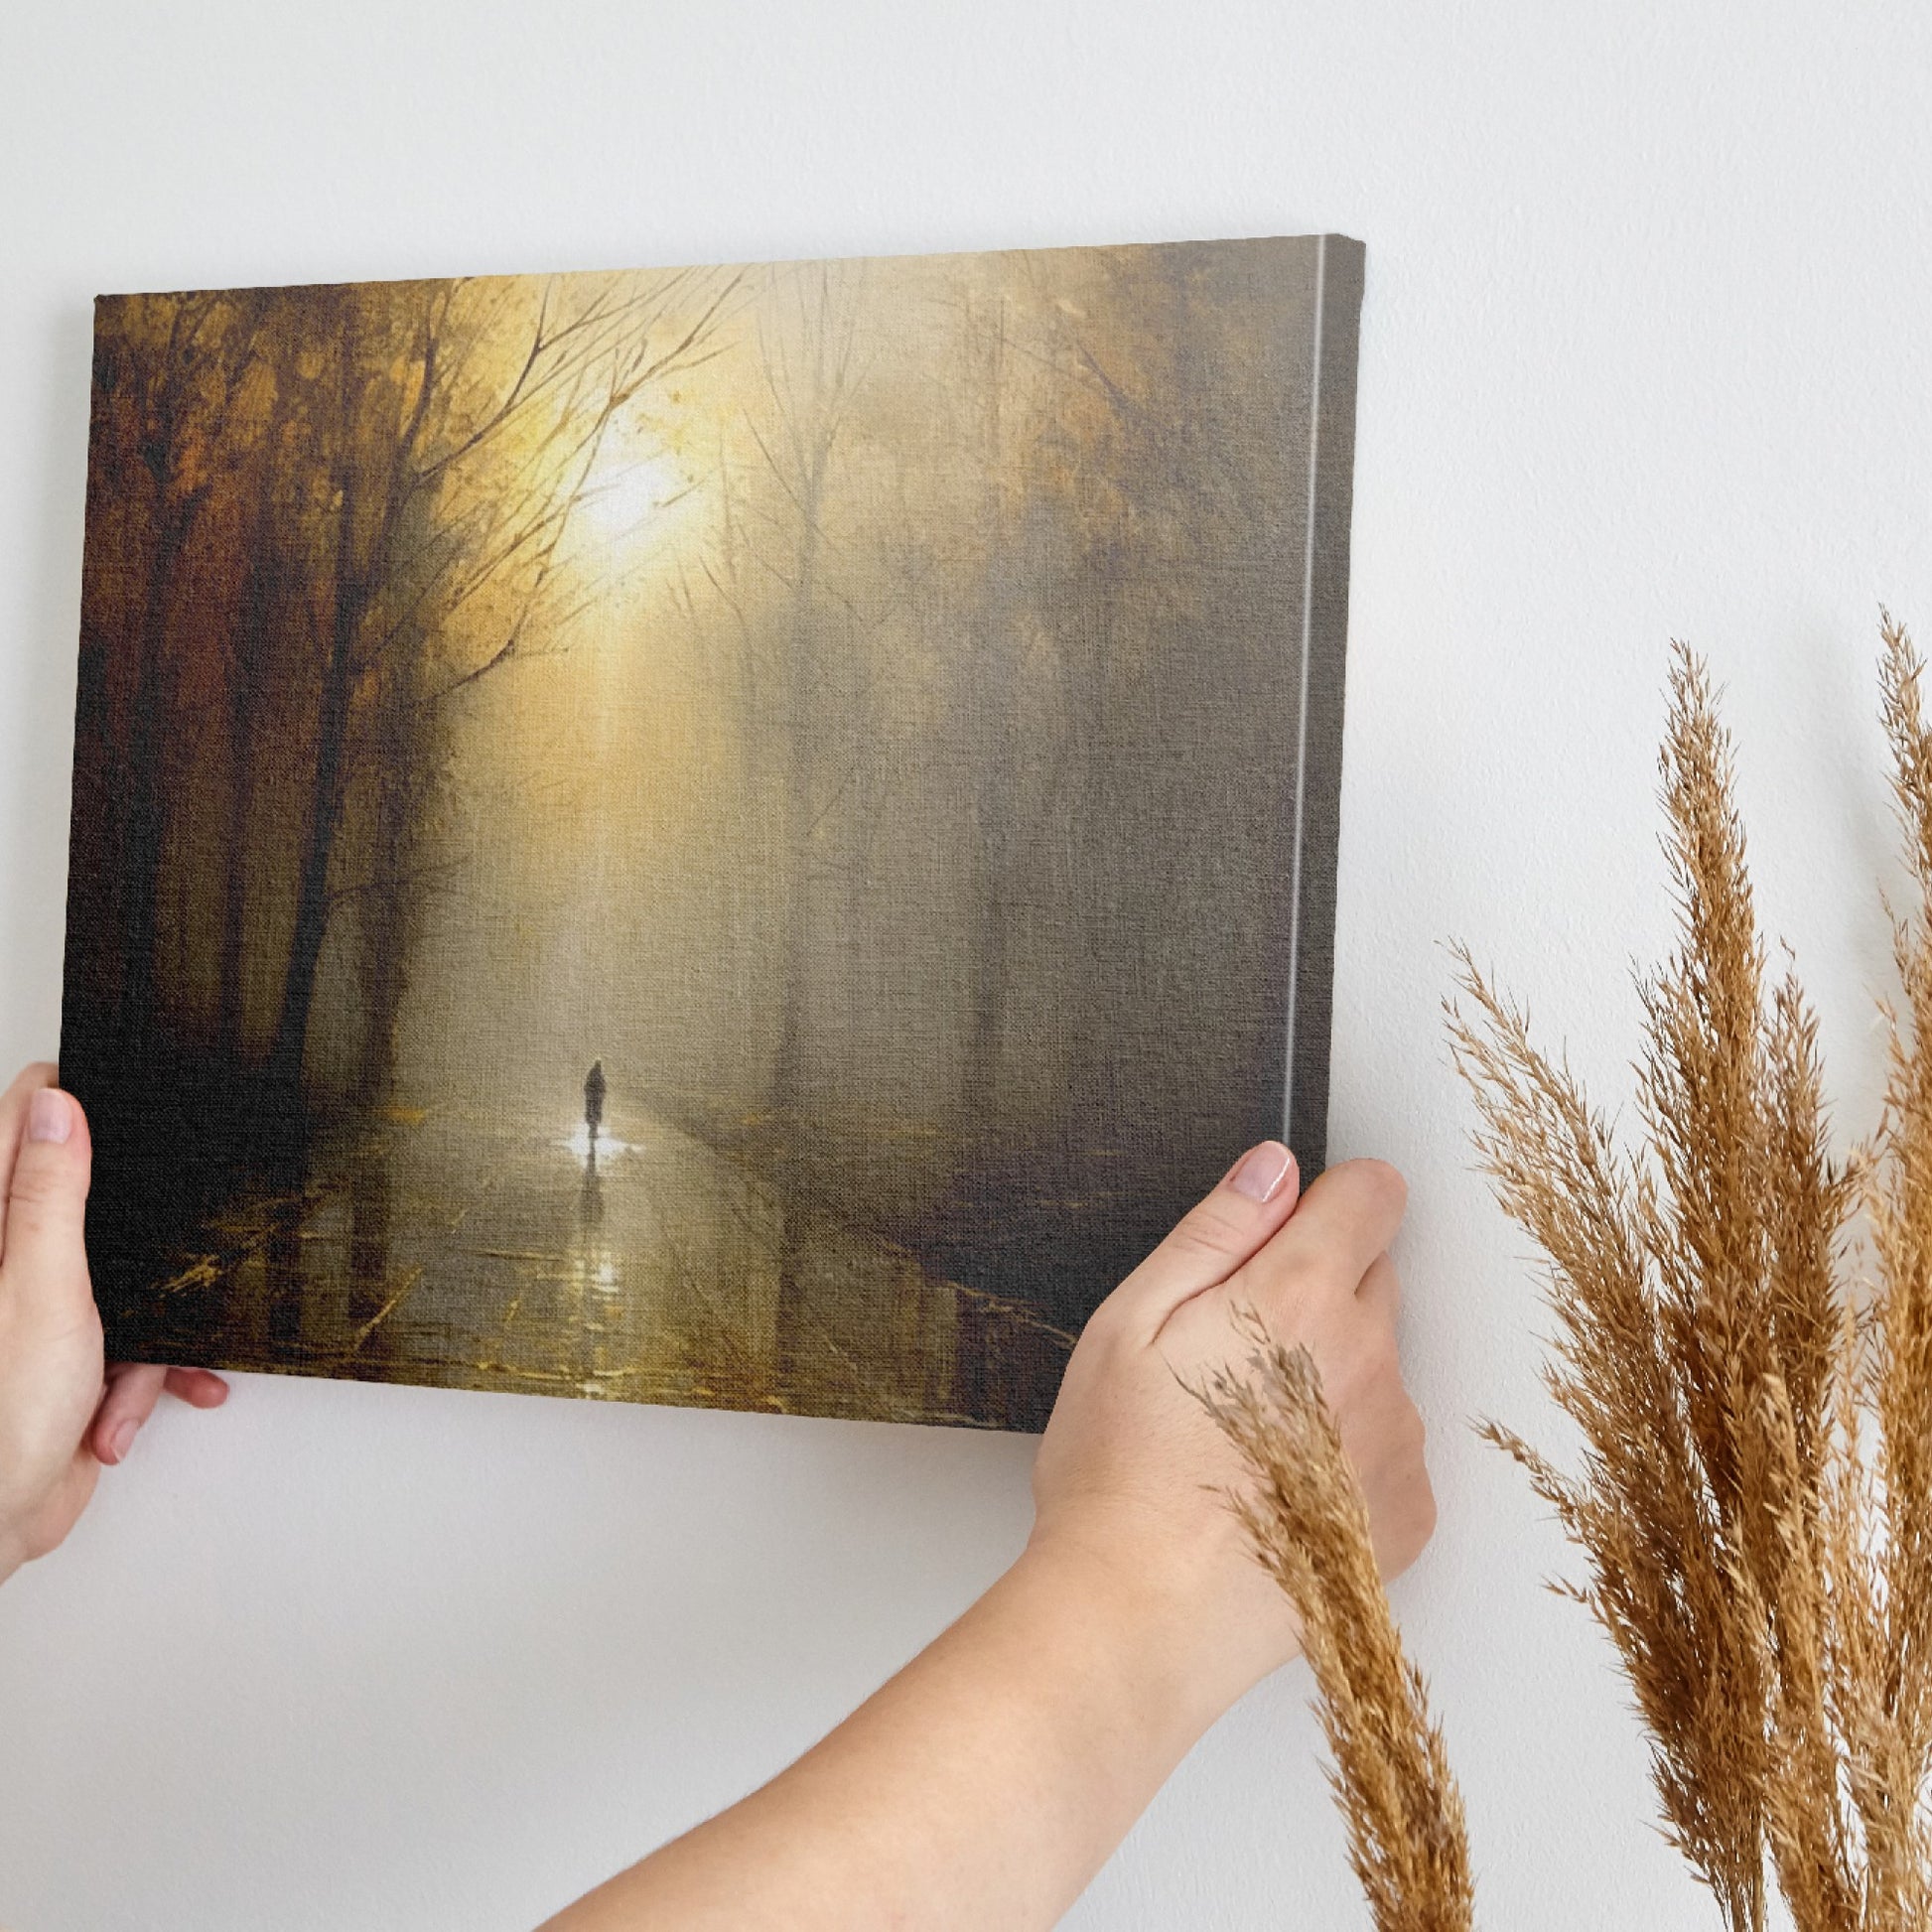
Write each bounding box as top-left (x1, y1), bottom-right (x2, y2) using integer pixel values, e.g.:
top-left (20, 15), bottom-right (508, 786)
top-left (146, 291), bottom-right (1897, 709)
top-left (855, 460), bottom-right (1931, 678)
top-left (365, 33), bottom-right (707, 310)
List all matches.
top-left (584, 1059), bottom-right (607, 1161)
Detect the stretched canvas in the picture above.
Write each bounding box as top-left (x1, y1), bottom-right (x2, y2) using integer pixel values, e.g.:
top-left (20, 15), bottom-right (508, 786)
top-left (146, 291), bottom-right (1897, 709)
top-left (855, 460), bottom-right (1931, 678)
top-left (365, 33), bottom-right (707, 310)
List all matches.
top-left (60, 233), bottom-right (1364, 1432)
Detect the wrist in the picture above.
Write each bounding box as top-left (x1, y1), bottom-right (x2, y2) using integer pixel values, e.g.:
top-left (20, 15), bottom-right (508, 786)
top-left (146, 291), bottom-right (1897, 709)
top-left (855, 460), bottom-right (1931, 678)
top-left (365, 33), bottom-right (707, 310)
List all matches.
top-left (1006, 1526), bottom-right (1285, 1750)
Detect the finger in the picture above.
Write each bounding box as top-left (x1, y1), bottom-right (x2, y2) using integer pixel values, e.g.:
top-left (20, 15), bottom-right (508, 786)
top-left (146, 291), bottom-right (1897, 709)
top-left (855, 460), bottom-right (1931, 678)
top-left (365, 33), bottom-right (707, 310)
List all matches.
top-left (92, 1362), bottom-right (168, 1464)
top-left (0, 1062), bottom-right (61, 1263)
top-left (1242, 1158), bottom-right (1408, 1311)
top-left (91, 1365), bottom-right (229, 1464)
top-left (1104, 1142), bottom-right (1301, 1337)
top-left (163, 1366), bottom-right (229, 1409)
top-left (1355, 1251), bottom-right (1402, 1321)
top-left (1, 1084), bottom-right (95, 1330)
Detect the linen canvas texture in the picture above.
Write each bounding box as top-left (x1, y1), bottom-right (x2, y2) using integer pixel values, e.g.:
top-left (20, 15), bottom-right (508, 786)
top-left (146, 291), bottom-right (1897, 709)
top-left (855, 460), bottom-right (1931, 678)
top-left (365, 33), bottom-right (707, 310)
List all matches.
top-left (60, 234), bottom-right (1363, 1430)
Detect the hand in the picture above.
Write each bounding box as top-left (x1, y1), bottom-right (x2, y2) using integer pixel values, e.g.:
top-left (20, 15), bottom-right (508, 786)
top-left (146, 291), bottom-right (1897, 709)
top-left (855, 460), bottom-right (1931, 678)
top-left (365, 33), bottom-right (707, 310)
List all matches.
top-left (544, 1143), bottom-right (1437, 1932)
top-left (1029, 1144), bottom-right (1435, 1723)
top-left (0, 1062), bottom-right (228, 1584)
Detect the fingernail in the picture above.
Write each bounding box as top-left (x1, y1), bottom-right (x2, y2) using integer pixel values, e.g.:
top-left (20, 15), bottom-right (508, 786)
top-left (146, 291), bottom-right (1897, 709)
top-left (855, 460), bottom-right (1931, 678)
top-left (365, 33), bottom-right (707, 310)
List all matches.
top-left (1229, 1142), bottom-right (1294, 1202)
top-left (107, 1418), bottom-right (138, 1463)
top-left (27, 1089), bottom-right (72, 1145)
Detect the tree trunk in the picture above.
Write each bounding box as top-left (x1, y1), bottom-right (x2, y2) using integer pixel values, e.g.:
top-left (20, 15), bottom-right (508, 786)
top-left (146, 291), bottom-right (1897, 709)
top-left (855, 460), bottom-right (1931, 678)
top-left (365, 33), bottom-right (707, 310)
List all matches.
top-left (769, 458), bottom-right (825, 1133)
top-left (269, 310), bottom-right (366, 1107)
top-left (115, 495), bottom-right (196, 1061)
top-left (770, 449), bottom-right (829, 1381)
top-left (217, 483), bottom-right (281, 1064)
top-left (351, 665), bottom-right (422, 1104)
top-left (960, 307), bottom-right (1017, 1137)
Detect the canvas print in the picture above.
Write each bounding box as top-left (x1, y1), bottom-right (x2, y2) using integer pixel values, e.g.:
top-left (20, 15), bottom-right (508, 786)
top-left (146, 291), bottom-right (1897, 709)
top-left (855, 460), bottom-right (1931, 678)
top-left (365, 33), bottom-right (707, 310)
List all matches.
top-left (60, 233), bottom-right (1363, 1432)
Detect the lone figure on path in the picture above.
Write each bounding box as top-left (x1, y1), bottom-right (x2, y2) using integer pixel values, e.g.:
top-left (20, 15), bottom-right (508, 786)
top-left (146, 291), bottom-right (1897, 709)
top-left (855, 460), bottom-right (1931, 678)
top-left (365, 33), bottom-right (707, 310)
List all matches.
top-left (584, 1059), bottom-right (607, 1155)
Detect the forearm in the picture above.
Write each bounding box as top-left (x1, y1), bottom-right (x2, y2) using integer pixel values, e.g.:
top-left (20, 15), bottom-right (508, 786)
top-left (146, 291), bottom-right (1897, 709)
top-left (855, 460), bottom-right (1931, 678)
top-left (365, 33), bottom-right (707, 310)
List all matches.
top-left (539, 1148), bottom-right (1429, 1930)
top-left (541, 1541), bottom-right (1237, 1931)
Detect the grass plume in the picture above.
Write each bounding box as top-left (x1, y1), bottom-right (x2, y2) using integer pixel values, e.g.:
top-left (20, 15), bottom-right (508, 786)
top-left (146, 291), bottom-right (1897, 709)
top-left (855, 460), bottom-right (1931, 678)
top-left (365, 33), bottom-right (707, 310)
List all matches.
top-left (1199, 1312), bottom-right (1475, 1932)
top-left (1447, 618), bottom-right (1932, 1929)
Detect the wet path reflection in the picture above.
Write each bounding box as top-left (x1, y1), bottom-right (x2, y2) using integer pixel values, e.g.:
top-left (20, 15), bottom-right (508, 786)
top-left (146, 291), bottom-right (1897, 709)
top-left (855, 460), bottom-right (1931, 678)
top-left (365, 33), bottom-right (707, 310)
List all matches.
top-left (125, 1108), bottom-right (1074, 1431)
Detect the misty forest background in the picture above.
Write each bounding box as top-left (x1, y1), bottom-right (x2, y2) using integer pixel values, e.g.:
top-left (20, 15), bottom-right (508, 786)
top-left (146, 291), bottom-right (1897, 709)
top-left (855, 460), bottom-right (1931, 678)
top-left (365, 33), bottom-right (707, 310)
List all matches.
top-left (63, 240), bottom-right (1317, 1411)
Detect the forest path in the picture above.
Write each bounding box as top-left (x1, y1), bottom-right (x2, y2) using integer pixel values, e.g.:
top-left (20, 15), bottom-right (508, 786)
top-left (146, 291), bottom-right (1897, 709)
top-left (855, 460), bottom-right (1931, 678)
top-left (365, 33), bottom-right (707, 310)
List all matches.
top-left (128, 1103), bottom-right (1069, 1429)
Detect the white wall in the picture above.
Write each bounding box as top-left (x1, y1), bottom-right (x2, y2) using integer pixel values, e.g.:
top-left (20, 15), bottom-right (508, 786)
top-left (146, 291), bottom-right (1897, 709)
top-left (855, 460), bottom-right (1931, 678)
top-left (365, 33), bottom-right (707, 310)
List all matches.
top-left (3, 3), bottom-right (1929, 1924)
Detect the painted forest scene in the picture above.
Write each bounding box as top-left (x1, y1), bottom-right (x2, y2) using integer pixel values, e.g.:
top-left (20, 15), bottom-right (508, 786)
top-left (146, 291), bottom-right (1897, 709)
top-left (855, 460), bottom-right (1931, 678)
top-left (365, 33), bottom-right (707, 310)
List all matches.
top-left (61, 234), bottom-right (1359, 1431)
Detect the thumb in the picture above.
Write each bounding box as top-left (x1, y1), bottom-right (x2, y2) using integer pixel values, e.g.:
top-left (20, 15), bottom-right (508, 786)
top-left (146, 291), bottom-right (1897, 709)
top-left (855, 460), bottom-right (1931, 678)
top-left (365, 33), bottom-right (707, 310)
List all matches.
top-left (2, 1085), bottom-right (96, 1327)
top-left (1101, 1141), bottom-right (1301, 1338)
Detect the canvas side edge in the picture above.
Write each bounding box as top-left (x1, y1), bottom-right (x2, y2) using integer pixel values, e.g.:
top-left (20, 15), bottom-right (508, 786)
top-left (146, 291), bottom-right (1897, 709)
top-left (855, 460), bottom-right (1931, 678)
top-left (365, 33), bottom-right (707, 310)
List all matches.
top-left (55, 300), bottom-right (103, 1149)
top-left (1285, 235), bottom-right (1364, 1177)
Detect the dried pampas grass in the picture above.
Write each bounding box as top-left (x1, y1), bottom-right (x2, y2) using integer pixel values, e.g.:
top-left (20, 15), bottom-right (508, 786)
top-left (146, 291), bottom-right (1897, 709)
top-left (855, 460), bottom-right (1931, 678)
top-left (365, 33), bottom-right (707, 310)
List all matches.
top-left (1210, 618), bottom-right (1932, 1931)
top-left (1200, 1314), bottom-right (1475, 1932)
top-left (1447, 618), bottom-right (1932, 1930)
